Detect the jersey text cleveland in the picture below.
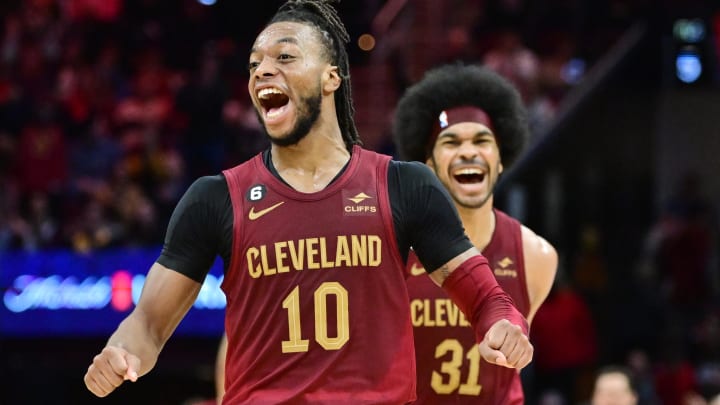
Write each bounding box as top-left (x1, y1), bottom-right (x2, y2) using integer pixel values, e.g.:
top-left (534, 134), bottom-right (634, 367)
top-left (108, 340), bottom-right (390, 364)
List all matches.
top-left (246, 234), bottom-right (382, 278)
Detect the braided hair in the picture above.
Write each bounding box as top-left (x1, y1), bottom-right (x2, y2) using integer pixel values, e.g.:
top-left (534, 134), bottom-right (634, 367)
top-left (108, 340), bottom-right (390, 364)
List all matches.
top-left (269, 0), bottom-right (361, 150)
top-left (393, 63), bottom-right (528, 167)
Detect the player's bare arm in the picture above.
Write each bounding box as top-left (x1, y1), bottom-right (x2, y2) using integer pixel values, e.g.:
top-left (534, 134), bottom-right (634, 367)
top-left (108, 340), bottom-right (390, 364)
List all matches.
top-left (84, 263), bottom-right (202, 397)
top-left (428, 246), bottom-right (533, 370)
top-left (521, 225), bottom-right (559, 324)
top-left (216, 333), bottom-right (228, 404)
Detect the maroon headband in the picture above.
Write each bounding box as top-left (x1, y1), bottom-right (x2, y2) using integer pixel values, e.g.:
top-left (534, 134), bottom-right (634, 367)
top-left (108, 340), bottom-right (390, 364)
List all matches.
top-left (427, 105), bottom-right (494, 154)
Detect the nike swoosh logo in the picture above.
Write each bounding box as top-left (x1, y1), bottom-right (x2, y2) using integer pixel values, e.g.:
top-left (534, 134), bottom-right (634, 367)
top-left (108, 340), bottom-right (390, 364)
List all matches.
top-left (248, 201), bottom-right (285, 220)
top-left (410, 263), bottom-right (425, 276)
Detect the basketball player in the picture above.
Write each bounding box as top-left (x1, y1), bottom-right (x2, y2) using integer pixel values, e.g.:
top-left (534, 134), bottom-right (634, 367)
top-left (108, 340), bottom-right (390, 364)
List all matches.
top-left (393, 63), bottom-right (558, 404)
top-left (83, 2), bottom-right (533, 403)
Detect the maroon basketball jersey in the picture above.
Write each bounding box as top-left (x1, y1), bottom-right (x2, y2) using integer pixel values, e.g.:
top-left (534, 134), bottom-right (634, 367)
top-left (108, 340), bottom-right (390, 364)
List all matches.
top-left (406, 209), bottom-right (529, 404)
top-left (221, 146), bottom-right (415, 404)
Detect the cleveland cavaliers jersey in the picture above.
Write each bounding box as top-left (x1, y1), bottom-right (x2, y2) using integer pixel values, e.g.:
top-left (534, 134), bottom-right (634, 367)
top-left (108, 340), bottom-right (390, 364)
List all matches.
top-left (220, 146), bottom-right (415, 404)
top-left (406, 209), bottom-right (529, 404)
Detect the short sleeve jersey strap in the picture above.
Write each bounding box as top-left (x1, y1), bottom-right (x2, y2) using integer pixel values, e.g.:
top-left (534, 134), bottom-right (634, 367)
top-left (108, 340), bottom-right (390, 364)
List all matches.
top-left (405, 208), bottom-right (528, 405)
top-left (485, 208), bottom-right (529, 315)
top-left (220, 146), bottom-right (416, 405)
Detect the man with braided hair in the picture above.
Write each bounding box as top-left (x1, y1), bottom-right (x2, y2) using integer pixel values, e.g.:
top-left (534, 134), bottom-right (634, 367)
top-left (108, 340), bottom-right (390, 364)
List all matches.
top-left (393, 63), bottom-right (558, 404)
top-left (83, 2), bottom-right (533, 403)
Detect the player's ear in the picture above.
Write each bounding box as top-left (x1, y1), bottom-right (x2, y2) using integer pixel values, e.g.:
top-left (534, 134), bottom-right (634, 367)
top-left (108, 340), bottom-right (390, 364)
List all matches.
top-left (499, 162), bottom-right (504, 174)
top-left (323, 66), bottom-right (341, 93)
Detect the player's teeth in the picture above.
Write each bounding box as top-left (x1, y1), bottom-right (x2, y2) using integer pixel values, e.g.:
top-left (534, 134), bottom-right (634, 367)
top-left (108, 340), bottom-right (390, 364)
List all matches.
top-left (258, 88), bottom-right (283, 98)
top-left (454, 169), bottom-right (482, 175)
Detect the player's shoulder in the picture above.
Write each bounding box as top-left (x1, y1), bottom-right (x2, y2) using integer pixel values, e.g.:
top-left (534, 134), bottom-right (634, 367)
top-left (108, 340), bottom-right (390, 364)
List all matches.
top-left (388, 159), bottom-right (437, 181)
top-left (519, 222), bottom-right (558, 268)
top-left (493, 209), bottom-right (535, 237)
top-left (189, 174), bottom-right (228, 193)
top-left (493, 208), bottom-right (557, 259)
top-left (181, 175), bottom-right (229, 204)
top-left (494, 208), bottom-right (522, 227)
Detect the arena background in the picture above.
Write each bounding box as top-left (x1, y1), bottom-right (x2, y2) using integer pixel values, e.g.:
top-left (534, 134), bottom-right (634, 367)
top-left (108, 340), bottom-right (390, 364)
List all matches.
top-left (0, 0), bottom-right (719, 404)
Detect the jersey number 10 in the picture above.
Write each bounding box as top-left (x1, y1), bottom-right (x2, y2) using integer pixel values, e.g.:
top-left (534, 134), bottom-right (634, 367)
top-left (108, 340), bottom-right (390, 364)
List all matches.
top-left (281, 282), bottom-right (350, 353)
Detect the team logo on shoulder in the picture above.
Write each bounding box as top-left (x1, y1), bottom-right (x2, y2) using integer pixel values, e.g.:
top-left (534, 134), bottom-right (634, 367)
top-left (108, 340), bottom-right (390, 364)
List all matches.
top-left (494, 256), bottom-right (517, 277)
top-left (343, 191), bottom-right (377, 216)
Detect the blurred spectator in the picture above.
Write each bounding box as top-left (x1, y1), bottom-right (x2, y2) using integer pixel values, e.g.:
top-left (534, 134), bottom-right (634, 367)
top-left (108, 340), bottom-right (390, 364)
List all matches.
top-left (0, 174), bottom-right (23, 251)
top-left (15, 102), bottom-right (67, 196)
top-left (483, 26), bottom-right (541, 104)
top-left (220, 97), bottom-right (268, 167)
top-left (653, 333), bottom-right (702, 405)
top-left (481, 25), bottom-right (564, 134)
top-left (67, 114), bottom-right (122, 200)
top-left (175, 48), bottom-right (229, 178)
top-left (531, 273), bottom-right (599, 404)
top-left (535, 29), bottom-right (582, 103)
top-left (61, 0), bottom-right (123, 23)
top-left (573, 223), bottom-right (609, 302)
top-left (591, 365), bottom-right (639, 405)
top-left (64, 196), bottom-right (122, 253)
top-left (114, 50), bottom-right (173, 131)
top-left (151, 142), bottom-right (188, 222)
top-left (10, 191), bottom-right (61, 251)
top-left (694, 311), bottom-right (720, 401)
top-left (112, 180), bottom-right (159, 246)
top-left (647, 172), bottom-right (717, 324)
top-left (626, 349), bottom-right (660, 405)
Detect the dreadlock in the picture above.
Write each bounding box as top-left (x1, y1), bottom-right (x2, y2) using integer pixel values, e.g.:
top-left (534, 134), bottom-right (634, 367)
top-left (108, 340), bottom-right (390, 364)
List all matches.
top-left (393, 63), bottom-right (529, 168)
top-left (269, 0), bottom-right (361, 151)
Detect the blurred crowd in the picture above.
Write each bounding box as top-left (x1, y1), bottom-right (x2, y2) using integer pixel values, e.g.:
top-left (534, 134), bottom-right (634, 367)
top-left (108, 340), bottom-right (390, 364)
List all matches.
top-left (525, 172), bottom-right (720, 405)
top-left (0, 0), bottom-right (270, 253)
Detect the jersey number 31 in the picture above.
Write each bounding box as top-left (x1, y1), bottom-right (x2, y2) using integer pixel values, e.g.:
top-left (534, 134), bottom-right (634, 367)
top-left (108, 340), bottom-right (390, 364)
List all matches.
top-left (432, 339), bottom-right (482, 395)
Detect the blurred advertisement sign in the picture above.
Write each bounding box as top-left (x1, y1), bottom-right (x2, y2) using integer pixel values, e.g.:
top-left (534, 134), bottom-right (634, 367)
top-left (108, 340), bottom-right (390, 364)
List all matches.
top-left (0, 247), bottom-right (225, 336)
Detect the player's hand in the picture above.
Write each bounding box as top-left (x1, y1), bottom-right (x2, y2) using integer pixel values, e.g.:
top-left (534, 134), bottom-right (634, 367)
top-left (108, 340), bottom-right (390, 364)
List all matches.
top-left (478, 319), bottom-right (533, 369)
top-left (84, 346), bottom-right (141, 397)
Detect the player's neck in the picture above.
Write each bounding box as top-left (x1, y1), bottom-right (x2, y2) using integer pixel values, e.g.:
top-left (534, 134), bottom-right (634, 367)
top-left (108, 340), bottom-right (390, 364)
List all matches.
top-left (270, 124), bottom-right (350, 193)
top-left (457, 197), bottom-right (495, 251)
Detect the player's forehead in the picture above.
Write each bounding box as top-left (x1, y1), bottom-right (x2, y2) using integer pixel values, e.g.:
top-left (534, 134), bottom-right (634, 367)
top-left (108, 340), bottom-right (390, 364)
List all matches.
top-left (438, 121), bottom-right (495, 139)
top-left (251, 21), bottom-right (321, 54)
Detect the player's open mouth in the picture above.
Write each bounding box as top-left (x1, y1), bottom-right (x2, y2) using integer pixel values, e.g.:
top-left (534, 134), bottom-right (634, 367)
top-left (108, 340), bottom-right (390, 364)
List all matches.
top-left (452, 167), bottom-right (486, 184)
top-left (257, 87), bottom-right (290, 123)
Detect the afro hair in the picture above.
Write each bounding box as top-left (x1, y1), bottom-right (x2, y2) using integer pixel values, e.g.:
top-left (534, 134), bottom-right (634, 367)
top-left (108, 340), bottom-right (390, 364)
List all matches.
top-left (392, 63), bottom-right (529, 167)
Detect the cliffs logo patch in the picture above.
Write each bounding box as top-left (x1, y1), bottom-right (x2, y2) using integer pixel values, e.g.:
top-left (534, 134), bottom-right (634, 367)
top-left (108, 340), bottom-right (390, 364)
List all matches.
top-left (494, 256), bottom-right (517, 278)
top-left (343, 191), bottom-right (377, 216)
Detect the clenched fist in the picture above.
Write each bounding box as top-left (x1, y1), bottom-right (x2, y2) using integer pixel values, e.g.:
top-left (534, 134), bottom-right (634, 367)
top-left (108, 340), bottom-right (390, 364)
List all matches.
top-left (478, 319), bottom-right (533, 369)
top-left (84, 346), bottom-right (141, 397)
